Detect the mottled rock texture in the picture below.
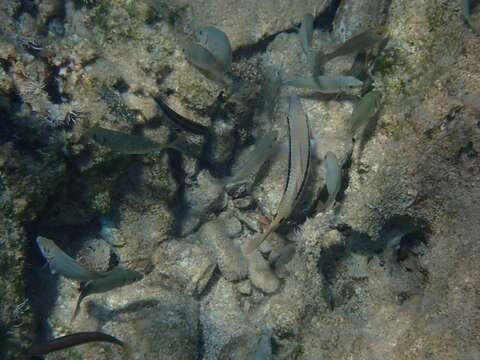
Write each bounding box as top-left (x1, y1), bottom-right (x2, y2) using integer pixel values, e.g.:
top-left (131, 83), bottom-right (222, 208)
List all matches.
top-left (0, 0), bottom-right (479, 359)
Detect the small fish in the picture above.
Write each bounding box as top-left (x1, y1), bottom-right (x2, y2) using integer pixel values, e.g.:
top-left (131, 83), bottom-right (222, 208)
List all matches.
top-left (322, 27), bottom-right (385, 63)
top-left (154, 96), bottom-right (210, 136)
top-left (221, 130), bottom-right (278, 186)
top-left (36, 236), bottom-right (109, 281)
top-left (184, 43), bottom-right (231, 84)
top-left (270, 243), bottom-right (296, 270)
top-left (245, 95), bottom-right (311, 254)
top-left (349, 90), bottom-right (381, 138)
top-left (254, 329), bottom-right (273, 360)
top-left (464, 0), bottom-right (480, 33)
top-left (28, 332), bottom-right (129, 356)
top-left (283, 75), bottom-right (363, 93)
top-left (197, 26), bottom-right (232, 73)
top-left (299, 14), bottom-right (315, 56)
top-left (324, 151), bottom-right (341, 209)
top-left (72, 266), bottom-right (143, 321)
top-left (87, 126), bottom-right (169, 154)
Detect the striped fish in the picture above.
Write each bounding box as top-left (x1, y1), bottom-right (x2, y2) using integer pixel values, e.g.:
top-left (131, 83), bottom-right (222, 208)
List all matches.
top-left (244, 95), bottom-right (311, 254)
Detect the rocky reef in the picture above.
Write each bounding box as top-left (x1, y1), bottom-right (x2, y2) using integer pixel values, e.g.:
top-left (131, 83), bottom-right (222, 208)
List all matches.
top-left (0, 0), bottom-right (479, 359)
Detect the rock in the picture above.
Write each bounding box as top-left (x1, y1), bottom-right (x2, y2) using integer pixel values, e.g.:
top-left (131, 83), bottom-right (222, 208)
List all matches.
top-left (183, 0), bottom-right (331, 49)
top-left (199, 220), bottom-right (248, 282)
top-left (116, 195), bottom-right (174, 268)
top-left (151, 240), bottom-right (216, 296)
top-left (184, 170), bottom-right (226, 214)
top-left (220, 213), bottom-right (243, 238)
top-left (246, 251), bottom-right (279, 294)
top-left (200, 278), bottom-right (252, 359)
top-left (236, 280), bottom-right (252, 296)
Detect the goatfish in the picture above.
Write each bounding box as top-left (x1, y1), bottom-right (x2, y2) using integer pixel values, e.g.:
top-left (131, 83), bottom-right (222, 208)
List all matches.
top-left (245, 95), bottom-right (311, 254)
top-left (184, 43), bottom-right (231, 84)
top-left (72, 266), bottom-right (143, 321)
top-left (315, 27), bottom-right (385, 67)
top-left (349, 90), bottom-right (381, 138)
top-left (283, 75), bottom-right (363, 93)
top-left (87, 126), bottom-right (171, 155)
top-left (36, 236), bottom-right (109, 282)
top-left (299, 13), bottom-right (315, 56)
top-left (28, 331), bottom-right (129, 356)
top-left (154, 96), bottom-right (210, 136)
top-left (197, 26), bottom-right (232, 73)
top-left (324, 151), bottom-right (341, 209)
top-left (221, 130), bottom-right (278, 186)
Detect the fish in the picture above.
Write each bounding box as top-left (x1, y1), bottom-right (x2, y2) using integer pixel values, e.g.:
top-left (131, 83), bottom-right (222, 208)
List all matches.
top-left (324, 27), bottom-right (385, 62)
top-left (36, 236), bottom-right (109, 282)
top-left (464, 0), bottom-right (480, 33)
top-left (184, 43), bottom-right (231, 84)
top-left (245, 95), bottom-right (311, 254)
top-left (197, 26), bottom-right (232, 73)
top-left (154, 96), bottom-right (210, 136)
top-left (28, 332), bottom-right (129, 356)
top-left (87, 126), bottom-right (170, 154)
top-left (299, 14), bottom-right (315, 56)
top-left (71, 267), bottom-right (144, 321)
top-left (349, 90), bottom-right (381, 138)
top-left (324, 151), bottom-right (341, 209)
top-left (283, 75), bottom-right (363, 93)
top-left (254, 329), bottom-right (273, 360)
top-left (221, 130), bottom-right (278, 186)
top-left (270, 243), bottom-right (296, 270)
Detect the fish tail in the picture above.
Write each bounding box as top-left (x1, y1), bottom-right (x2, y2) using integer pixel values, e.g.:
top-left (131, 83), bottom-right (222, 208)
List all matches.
top-left (70, 292), bottom-right (85, 324)
top-left (244, 225), bottom-right (275, 254)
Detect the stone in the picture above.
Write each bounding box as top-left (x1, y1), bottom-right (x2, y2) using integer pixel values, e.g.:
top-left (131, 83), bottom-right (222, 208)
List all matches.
top-left (151, 240), bottom-right (216, 296)
top-left (199, 220), bottom-right (248, 282)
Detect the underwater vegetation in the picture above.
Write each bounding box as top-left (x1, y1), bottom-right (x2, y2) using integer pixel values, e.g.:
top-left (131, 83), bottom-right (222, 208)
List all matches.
top-left (0, 0), bottom-right (479, 359)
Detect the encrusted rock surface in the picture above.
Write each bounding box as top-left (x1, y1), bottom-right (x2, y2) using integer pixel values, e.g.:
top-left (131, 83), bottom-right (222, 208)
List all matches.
top-left (1, 0), bottom-right (479, 359)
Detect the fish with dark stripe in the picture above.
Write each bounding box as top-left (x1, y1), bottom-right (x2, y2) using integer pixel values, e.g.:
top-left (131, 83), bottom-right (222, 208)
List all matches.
top-left (28, 332), bottom-right (129, 356)
top-left (154, 96), bottom-right (210, 136)
top-left (244, 94), bottom-right (311, 253)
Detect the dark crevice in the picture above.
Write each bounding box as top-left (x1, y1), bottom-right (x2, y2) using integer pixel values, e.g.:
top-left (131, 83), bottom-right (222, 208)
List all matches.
top-left (318, 216), bottom-right (430, 309)
top-left (233, 0), bottom-right (342, 61)
top-left (314, 0), bottom-right (342, 32)
top-left (168, 148), bottom-right (189, 236)
top-left (44, 66), bottom-right (63, 104)
top-left (13, 0), bottom-right (38, 19)
top-left (233, 29), bottom-right (296, 61)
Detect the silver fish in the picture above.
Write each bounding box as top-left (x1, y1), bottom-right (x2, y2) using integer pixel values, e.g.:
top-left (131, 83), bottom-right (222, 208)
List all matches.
top-left (72, 267), bottom-right (143, 321)
top-left (245, 95), bottom-right (311, 254)
top-left (87, 126), bottom-right (169, 155)
top-left (197, 26), bottom-right (232, 73)
top-left (299, 14), bottom-right (314, 56)
top-left (184, 43), bottom-right (230, 84)
top-left (36, 236), bottom-right (109, 282)
top-left (324, 151), bottom-right (341, 209)
top-left (221, 130), bottom-right (278, 186)
top-left (283, 75), bottom-right (363, 93)
top-left (349, 90), bottom-right (381, 138)
top-left (324, 27), bottom-right (385, 62)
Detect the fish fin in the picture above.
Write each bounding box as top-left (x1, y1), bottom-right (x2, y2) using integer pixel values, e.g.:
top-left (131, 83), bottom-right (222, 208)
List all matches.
top-left (70, 292), bottom-right (84, 323)
top-left (244, 226), bottom-right (275, 254)
top-left (49, 265), bottom-right (57, 275)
